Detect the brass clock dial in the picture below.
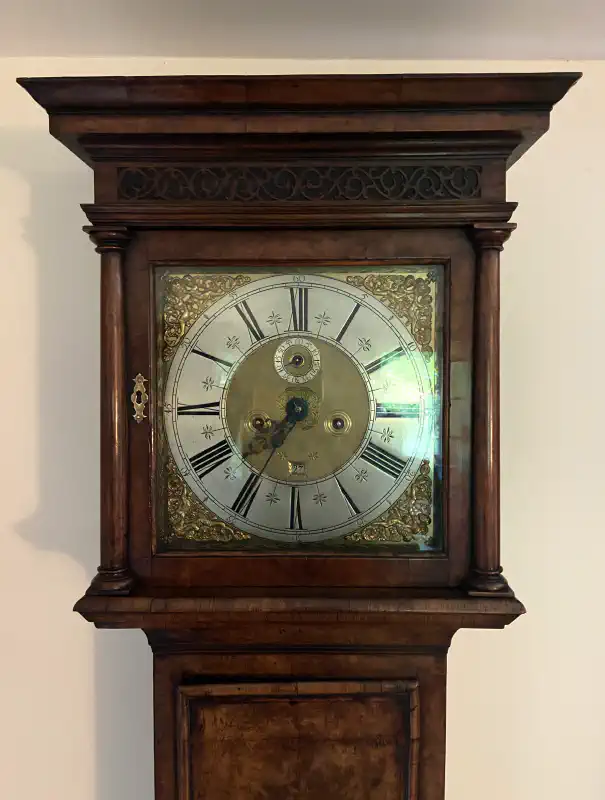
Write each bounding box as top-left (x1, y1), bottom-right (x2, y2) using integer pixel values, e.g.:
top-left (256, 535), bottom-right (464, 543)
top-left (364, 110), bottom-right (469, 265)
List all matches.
top-left (163, 271), bottom-right (440, 544)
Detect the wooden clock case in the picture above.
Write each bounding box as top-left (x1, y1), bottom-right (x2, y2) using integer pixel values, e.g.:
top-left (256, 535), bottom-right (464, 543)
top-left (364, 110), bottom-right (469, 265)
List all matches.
top-left (20, 73), bottom-right (579, 800)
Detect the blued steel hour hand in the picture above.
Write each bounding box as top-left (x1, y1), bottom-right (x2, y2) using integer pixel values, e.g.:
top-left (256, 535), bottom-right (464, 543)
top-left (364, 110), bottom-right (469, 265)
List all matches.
top-left (254, 396), bottom-right (309, 477)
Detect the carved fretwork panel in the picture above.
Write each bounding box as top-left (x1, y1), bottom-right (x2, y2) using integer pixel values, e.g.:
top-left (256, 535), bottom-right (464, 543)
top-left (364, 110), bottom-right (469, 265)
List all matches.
top-left (117, 164), bottom-right (483, 203)
top-left (177, 680), bottom-right (420, 800)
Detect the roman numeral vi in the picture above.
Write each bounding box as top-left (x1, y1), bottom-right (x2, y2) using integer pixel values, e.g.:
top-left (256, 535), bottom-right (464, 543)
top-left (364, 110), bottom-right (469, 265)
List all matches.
top-left (289, 487), bottom-right (303, 529)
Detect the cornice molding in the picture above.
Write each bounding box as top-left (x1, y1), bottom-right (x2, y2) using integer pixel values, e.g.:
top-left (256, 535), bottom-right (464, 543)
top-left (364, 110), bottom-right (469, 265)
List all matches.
top-left (18, 73), bottom-right (581, 168)
top-left (18, 73), bottom-right (581, 113)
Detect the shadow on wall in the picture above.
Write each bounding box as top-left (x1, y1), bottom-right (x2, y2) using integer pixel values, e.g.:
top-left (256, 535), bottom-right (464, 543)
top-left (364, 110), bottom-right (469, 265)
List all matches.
top-left (3, 126), bottom-right (153, 800)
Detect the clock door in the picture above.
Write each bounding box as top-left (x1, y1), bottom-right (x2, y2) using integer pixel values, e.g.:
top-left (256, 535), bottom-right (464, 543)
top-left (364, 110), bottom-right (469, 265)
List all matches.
top-left (126, 227), bottom-right (473, 590)
top-left (160, 269), bottom-right (441, 546)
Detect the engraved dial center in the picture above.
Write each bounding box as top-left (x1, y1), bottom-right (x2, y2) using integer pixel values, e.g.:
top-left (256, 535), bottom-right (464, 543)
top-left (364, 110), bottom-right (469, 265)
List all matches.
top-left (224, 335), bottom-right (371, 483)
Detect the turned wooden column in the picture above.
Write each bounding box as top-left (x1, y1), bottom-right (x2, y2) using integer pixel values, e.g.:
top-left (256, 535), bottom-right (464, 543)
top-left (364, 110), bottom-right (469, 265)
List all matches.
top-left (85, 226), bottom-right (134, 595)
top-left (467, 222), bottom-right (516, 595)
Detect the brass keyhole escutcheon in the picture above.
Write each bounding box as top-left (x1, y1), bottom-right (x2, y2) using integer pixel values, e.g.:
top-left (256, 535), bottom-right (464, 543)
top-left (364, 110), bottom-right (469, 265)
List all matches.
top-left (131, 374), bottom-right (149, 423)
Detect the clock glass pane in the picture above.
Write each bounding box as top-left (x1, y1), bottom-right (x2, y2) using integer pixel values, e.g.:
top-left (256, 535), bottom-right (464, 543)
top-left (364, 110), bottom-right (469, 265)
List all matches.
top-left (154, 266), bottom-right (444, 553)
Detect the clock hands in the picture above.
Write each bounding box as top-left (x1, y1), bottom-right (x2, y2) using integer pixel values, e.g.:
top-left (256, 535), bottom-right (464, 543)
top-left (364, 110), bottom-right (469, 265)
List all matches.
top-left (256, 396), bottom-right (309, 478)
top-left (242, 417), bottom-right (289, 459)
top-left (255, 420), bottom-right (294, 477)
top-left (242, 396), bottom-right (309, 465)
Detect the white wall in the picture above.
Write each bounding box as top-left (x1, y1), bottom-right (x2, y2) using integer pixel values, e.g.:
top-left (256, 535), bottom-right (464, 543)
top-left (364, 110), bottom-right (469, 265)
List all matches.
top-left (1, 58), bottom-right (603, 800)
top-left (3, 3), bottom-right (605, 59)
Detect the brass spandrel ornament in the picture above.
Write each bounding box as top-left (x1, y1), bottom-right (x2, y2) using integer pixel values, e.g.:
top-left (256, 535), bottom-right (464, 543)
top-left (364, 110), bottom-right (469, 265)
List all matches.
top-left (164, 456), bottom-right (250, 544)
top-left (346, 272), bottom-right (435, 356)
top-left (344, 459), bottom-right (433, 546)
top-left (161, 272), bottom-right (252, 361)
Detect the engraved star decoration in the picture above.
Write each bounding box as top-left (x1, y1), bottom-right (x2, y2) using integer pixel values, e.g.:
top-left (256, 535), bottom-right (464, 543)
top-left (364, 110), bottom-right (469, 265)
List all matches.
top-left (313, 491), bottom-right (327, 506)
top-left (381, 427), bottom-right (395, 444)
top-left (267, 311), bottom-right (282, 330)
top-left (315, 311), bottom-right (331, 329)
top-left (202, 424), bottom-right (215, 440)
top-left (265, 489), bottom-right (280, 506)
top-left (224, 466), bottom-right (239, 481)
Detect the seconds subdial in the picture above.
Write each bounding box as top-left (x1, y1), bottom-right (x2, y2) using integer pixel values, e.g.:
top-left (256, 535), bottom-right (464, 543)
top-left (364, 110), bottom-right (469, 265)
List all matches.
top-left (274, 337), bottom-right (321, 385)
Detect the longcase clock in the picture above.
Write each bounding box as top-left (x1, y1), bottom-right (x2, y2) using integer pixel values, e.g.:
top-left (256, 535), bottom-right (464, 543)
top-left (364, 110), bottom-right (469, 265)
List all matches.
top-left (20, 72), bottom-right (579, 800)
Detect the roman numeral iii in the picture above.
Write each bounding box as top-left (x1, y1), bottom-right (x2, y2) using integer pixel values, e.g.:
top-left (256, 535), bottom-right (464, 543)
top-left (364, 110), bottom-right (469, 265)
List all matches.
top-left (375, 402), bottom-right (420, 419)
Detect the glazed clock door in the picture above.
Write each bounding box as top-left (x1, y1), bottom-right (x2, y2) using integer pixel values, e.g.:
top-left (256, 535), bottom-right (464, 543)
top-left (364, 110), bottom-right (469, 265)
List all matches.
top-left (162, 270), bottom-right (441, 545)
top-left (126, 229), bottom-right (473, 589)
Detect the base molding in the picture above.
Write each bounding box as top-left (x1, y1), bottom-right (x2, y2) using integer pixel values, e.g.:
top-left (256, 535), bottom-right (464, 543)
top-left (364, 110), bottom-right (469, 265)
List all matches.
top-left (74, 590), bottom-right (525, 637)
